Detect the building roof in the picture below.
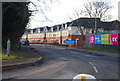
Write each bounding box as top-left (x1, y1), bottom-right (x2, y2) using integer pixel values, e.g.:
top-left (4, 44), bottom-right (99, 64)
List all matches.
top-left (71, 18), bottom-right (120, 30)
top-left (24, 18), bottom-right (120, 34)
top-left (72, 18), bottom-right (101, 28)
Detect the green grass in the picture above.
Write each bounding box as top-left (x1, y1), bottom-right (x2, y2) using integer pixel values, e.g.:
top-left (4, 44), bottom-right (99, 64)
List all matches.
top-left (38, 44), bottom-right (120, 53)
top-left (76, 47), bottom-right (120, 53)
top-left (1, 49), bottom-right (25, 62)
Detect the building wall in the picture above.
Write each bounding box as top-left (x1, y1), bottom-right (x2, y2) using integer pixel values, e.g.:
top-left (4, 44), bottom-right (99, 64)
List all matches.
top-left (21, 26), bottom-right (105, 47)
top-left (21, 27), bottom-right (83, 47)
top-left (70, 35), bottom-right (83, 47)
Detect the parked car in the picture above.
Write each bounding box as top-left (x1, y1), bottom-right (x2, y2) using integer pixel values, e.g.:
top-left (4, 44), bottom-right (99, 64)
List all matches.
top-left (21, 40), bottom-right (29, 45)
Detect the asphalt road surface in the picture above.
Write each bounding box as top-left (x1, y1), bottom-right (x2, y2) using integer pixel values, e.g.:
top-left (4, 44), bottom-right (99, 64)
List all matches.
top-left (3, 45), bottom-right (119, 80)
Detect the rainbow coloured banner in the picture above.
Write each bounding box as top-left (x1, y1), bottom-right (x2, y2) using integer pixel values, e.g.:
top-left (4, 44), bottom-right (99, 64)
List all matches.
top-left (89, 33), bottom-right (120, 45)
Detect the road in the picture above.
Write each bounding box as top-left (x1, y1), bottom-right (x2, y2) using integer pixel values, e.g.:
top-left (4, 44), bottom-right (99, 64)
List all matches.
top-left (2, 44), bottom-right (119, 80)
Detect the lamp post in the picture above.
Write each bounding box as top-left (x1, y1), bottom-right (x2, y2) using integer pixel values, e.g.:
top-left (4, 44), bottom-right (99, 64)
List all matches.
top-left (94, 18), bottom-right (97, 34)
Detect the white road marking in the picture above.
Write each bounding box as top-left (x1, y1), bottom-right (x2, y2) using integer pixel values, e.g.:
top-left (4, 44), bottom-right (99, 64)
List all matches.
top-left (89, 62), bottom-right (99, 73)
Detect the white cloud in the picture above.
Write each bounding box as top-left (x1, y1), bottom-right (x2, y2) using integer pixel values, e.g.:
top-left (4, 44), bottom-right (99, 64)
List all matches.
top-left (109, 0), bottom-right (119, 20)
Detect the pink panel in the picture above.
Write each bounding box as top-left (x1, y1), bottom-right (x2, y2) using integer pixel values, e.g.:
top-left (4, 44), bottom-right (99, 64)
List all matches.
top-left (111, 34), bottom-right (119, 45)
top-left (89, 35), bottom-right (95, 44)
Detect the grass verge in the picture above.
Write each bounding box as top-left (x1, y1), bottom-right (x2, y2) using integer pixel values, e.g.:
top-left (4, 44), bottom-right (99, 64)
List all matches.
top-left (1, 46), bottom-right (42, 67)
top-left (1, 49), bottom-right (25, 62)
top-left (76, 47), bottom-right (120, 53)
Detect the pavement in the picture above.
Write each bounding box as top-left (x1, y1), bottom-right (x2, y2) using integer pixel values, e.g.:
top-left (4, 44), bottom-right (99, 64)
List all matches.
top-left (2, 44), bottom-right (119, 72)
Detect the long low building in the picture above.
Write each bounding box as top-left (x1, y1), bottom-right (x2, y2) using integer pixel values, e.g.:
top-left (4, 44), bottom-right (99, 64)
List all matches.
top-left (21, 22), bottom-right (84, 47)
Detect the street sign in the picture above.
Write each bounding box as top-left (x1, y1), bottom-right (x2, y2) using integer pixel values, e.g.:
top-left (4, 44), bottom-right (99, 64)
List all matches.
top-left (65, 40), bottom-right (75, 44)
top-left (95, 35), bottom-right (101, 44)
top-left (73, 74), bottom-right (96, 81)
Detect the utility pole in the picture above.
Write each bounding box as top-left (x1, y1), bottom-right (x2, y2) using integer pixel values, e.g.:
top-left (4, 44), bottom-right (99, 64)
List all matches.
top-left (94, 18), bottom-right (97, 34)
top-left (118, 1), bottom-right (120, 21)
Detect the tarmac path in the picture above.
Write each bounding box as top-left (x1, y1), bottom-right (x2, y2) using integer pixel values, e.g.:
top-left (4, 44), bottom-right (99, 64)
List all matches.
top-left (2, 44), bottom-right (119, 80)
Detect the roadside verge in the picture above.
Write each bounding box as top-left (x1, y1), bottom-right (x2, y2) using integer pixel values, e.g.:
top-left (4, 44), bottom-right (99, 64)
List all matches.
top-left (2, 46), bottom-right (43, 71)
top-left (2, 56), bottom-right (43, 71)
top-left (66, 47), bottom-right (119, 59)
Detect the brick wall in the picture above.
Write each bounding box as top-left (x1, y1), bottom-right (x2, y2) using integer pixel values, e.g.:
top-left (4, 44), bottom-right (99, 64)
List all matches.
top-left (70, 35), bottom-right (83, 47)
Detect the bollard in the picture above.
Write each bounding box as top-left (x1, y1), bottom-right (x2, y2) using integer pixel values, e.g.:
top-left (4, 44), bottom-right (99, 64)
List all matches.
top-left (7, 39), bottom-right (10, 56)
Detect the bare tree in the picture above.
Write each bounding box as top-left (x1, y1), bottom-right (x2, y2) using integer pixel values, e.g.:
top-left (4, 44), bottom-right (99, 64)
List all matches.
top-left (67, 0), bottom-right (113, 46)
top-left (102, 14), bottom-right (112, 21)
top-left (68, 8), bottom-right (82, 21)
top-left (28, 0), bottom-right (60, 27)
top-left (83, 0), bottom-right (112, 20)
top-left (82, 0), bottom-right (113, 33)
top-left (28, 0), bottom-right (51, 22)
top-left (68, 9), bottom-right (86, 47)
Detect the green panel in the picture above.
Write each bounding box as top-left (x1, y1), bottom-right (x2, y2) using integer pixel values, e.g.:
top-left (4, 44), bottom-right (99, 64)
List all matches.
top-left (101, 34), bottom-right (110, 44)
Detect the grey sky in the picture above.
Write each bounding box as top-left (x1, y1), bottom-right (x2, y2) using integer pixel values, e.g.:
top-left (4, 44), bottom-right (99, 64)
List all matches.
top-left (29, 0), bottom-right (119, 29)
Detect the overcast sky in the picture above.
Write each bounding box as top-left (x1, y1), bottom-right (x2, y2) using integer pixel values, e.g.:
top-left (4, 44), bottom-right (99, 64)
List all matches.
top-left (28, 0), bottom-right (120, 29)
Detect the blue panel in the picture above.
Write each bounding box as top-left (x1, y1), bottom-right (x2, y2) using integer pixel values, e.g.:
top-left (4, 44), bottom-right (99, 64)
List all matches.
top-left (65, 40), bottom-right (75, 44)
top-left (95, 35), bottom-right (101, 44)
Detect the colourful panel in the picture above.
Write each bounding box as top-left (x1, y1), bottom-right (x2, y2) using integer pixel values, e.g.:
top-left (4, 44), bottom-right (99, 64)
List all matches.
top-left (89, 35), bottom-right (95, 44)
top-left (111, 34), bottom-right (119, 45)
top-left (101, 34), bottom-right (110, 44)
top-left (95, 35), bottom-right (101, 44)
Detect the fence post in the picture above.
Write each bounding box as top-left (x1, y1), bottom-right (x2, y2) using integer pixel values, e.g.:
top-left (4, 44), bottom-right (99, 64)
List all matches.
top-left (7, 39), bottom-right (10, 56)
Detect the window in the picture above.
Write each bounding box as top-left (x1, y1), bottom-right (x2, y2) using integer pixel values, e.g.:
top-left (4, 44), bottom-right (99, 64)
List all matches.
top-left (53, 34), bottom-right (56, 37)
